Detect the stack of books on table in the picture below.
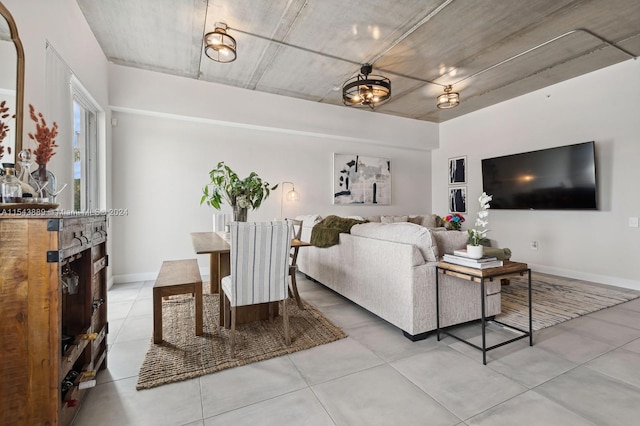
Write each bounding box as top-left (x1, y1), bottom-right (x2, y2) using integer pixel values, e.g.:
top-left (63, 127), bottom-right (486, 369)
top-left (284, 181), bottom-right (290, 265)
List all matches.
top-left (442, 250), bottom-right (504, 269)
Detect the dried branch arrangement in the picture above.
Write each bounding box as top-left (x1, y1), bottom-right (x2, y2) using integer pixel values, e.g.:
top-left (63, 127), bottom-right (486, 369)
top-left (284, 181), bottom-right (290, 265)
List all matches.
top-left (28, 104), bottom-right (59, 165)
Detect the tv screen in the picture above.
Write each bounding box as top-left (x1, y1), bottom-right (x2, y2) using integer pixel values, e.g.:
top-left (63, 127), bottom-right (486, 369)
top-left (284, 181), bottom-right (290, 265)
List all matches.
top-left (481, 141), bottom-right (597, 210)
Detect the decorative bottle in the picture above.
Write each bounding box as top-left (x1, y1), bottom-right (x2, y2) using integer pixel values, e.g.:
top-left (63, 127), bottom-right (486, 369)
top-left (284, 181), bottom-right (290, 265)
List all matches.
top-left (1, 163), bottom-right (22, 203)
top-left (16, 149), bottom-right (37, 197)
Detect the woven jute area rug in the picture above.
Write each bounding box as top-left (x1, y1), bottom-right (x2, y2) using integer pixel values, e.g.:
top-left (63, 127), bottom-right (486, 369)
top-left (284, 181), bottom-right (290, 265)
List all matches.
top-left (137, 293), bottom-right (346, 390)
top-left (497, 273), bottom-right (639, 331)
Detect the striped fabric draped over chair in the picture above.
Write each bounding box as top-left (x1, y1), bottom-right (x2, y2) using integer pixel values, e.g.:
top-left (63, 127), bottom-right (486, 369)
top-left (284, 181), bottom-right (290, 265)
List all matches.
top-left (221, 221), bottom-right (292, 357)
top-left (226, 221), bottom-right (291, 306)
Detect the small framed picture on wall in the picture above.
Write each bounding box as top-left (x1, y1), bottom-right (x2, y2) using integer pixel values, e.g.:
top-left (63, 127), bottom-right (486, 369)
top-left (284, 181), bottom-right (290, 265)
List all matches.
top-left (448, 156), bottom-right (467, 184)
top-left (449, 187), bottom-right (467, 213)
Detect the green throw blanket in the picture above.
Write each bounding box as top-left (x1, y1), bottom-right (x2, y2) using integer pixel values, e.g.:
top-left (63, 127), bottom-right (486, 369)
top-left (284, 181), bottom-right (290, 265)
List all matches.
top-left (482, 247), bottom-right (512, 260)
top-left (310, 215), bottom-right (368, 248)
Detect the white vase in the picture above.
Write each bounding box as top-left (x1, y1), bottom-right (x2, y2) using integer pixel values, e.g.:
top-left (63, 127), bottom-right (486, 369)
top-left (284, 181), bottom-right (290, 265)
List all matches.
top-left (466, 244), bottom-right (483, 259)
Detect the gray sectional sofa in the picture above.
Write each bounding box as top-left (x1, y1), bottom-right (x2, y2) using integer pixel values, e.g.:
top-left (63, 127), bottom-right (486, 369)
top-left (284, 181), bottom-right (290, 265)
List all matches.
top-left (296, 215), bottom-right (502, 340)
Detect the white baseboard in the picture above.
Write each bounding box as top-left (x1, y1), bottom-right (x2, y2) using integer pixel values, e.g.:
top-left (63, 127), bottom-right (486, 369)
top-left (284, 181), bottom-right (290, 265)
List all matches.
top-left (113, 268), bottom-right (211, 285)
top-left (530, 263), bottom-right (640, 292)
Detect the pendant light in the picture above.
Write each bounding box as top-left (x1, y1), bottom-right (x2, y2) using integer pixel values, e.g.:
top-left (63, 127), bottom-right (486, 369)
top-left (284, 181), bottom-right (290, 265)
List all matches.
top-left (204, 23), bottom-right (237, 63)
top-left (436, 85), bottom-right (460, 109)
top-left (342, 64), bottom-right (391, 109)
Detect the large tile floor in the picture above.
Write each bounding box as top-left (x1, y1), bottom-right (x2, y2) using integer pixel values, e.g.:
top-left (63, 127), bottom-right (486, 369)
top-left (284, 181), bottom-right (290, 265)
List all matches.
top-left (73, 274), bottom-right (640, 426)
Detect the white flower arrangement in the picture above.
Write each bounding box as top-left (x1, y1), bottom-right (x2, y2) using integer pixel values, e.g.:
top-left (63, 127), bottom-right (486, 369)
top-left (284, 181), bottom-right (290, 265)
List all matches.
top-left (236, 195), bottom-right (250, 209)
top-left (468, 192), bottom-right (492, 246)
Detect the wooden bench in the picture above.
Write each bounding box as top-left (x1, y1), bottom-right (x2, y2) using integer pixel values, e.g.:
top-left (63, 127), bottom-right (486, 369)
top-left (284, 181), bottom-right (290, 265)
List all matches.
top-left (153, 259), bottom-right (203, 344)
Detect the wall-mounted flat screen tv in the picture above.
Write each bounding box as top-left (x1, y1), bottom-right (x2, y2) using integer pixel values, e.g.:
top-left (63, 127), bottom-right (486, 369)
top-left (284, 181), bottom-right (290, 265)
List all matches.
top-left (481, 141), bottom-right (597, 210)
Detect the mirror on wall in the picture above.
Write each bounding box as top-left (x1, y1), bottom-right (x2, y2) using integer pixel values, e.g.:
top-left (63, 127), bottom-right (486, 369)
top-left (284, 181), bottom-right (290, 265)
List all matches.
top-left (0, 1), bottom-right (24, 165)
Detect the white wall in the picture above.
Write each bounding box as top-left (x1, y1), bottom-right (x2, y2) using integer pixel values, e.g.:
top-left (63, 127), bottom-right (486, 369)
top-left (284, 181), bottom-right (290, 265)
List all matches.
top-left (434, 59), bottom-right (640, 289)
top-left (109, 65), bottom-right (438, 282)
top-left (4, 0), bottom-right (112, 281)
top-left (7, 1), bottom-right (638, 290)
top-left (4, 0), bottom-right (110, 139)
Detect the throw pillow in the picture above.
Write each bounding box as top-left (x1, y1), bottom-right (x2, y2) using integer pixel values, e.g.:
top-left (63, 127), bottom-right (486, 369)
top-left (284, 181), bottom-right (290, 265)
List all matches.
top-left (408, 215), bottom-right (423, 225)
top-left (419, 214), bottom-right (443, 228)
top-left (381, 215), bottom-right (409, 223)
top-left (431, 230), bottom-right (469, 256)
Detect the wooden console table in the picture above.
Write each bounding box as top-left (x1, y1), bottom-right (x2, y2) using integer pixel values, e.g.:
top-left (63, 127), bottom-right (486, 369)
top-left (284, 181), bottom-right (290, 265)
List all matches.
top-left (0, 214), bottom-right (108, 425)
top-left (435, 260), bottom-right (532, 365)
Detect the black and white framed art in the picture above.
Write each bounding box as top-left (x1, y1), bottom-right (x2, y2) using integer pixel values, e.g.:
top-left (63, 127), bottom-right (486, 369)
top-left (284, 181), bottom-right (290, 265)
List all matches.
top-left (449, 186), bottom-right (467, 213)
top-left (448, 156), bottom-right (467, 184)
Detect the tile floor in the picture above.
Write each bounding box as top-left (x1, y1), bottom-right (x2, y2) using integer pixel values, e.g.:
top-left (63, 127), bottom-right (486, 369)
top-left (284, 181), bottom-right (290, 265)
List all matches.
top-left (73, 274), bottom-right (640, 426)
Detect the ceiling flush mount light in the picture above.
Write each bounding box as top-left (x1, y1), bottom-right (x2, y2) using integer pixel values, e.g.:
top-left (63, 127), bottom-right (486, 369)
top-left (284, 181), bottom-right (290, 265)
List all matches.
top-left (342, 64), bottom-right (391, 109)
top-left (204, 23), bottom-right (237, 63)
top-left (436, 85), bottom-right (460, 109)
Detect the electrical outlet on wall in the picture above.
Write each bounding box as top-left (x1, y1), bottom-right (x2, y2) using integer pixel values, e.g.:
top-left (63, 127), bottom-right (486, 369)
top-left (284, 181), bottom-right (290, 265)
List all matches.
top-left (531, 241), bottom-right (538, 250)
top-left (629, 217), bottom-right (639, 228)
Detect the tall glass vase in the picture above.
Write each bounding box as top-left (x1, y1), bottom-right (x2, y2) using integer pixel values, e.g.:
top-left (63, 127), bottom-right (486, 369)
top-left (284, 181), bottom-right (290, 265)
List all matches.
top-left (30, 163), bottom-right (52, 199)
top-left (232, 205), bottom-right (248, 222)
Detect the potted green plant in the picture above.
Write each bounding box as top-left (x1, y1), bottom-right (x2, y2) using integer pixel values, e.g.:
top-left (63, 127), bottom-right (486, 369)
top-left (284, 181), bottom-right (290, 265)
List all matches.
top-left (200, 161), bottom-right (278, 222)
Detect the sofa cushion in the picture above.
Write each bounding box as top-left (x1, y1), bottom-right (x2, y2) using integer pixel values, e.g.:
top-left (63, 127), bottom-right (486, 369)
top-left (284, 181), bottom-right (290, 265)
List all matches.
top-left (350, 222), bottom-right (438, 261)
top-left (431, 230), bottom-right (469, 256)
top-left (381, 215), bottom-right (409, 223)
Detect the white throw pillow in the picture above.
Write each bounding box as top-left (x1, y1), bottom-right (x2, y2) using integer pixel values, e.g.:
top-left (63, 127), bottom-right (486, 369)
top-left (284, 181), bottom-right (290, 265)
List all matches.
top-left (420, 214), bottom-right (441, 228)
top-left (380, 215), bottom-right (409, 223)
top-left (351, 222), bottom-right (439, 261)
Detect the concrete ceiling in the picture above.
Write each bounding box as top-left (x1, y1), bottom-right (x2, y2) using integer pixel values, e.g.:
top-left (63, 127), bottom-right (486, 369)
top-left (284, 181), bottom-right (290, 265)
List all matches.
top-left (77, 0), bottom-right (640, 123)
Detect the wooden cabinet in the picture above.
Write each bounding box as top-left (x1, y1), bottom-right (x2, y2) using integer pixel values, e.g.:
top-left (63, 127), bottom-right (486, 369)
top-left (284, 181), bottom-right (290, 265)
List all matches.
top-left (0, 213), bottom-right (108, 426)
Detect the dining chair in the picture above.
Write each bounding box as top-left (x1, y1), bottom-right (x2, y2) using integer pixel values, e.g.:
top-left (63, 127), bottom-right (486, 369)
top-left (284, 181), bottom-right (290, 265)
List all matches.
top-left (287, 219), bottom-right (305, 310)
top-left (221, 221), bottom-right (292, 357)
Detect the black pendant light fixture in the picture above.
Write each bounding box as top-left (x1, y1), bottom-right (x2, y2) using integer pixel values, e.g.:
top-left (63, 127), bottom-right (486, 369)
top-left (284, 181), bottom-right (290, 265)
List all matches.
top-left (342, 64), bottom-right (391, 109)
top-left (204, 23), bottom-right (237, 63)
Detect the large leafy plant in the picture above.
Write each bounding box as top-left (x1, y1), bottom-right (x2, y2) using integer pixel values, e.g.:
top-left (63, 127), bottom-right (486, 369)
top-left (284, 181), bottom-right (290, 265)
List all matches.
top-left (201, 162), bottom-right (278, 210)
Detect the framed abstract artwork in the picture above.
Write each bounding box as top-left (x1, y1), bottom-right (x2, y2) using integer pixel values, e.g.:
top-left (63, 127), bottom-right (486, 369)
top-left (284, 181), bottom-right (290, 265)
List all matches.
top-left (449, 186), bottom-right (467, 213)
top-left (448, 156), bottom-right (467, 184)
top-left (333, 153), bottom-right (391, 205)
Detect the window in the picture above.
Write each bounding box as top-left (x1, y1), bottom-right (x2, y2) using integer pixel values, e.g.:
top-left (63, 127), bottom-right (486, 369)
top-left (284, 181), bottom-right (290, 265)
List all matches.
top-left (72, 89), bottom-right (98, 211)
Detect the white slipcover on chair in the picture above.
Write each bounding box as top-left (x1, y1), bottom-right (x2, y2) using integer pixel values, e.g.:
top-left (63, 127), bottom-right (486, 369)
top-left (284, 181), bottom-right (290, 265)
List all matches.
top-left (221, 221), bottom-right (292, 357)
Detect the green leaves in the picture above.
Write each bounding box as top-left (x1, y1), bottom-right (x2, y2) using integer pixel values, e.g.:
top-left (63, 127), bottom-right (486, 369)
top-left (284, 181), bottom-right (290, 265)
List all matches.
top-left (200, 162), bottom-right (277, 210)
